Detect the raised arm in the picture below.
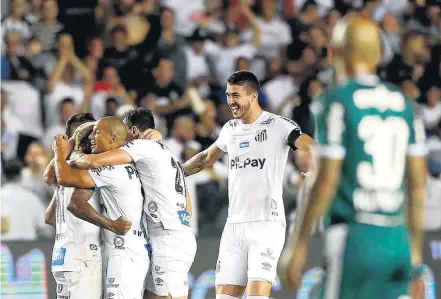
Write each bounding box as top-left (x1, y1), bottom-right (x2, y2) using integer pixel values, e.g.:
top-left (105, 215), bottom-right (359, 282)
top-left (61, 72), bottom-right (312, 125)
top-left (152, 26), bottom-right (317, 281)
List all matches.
top-left (183, 143), bottom-right (225, 177)
top-left (67, 188), bottom-right (131, 235)
top-left (70, 149), bottom-right (133, 170)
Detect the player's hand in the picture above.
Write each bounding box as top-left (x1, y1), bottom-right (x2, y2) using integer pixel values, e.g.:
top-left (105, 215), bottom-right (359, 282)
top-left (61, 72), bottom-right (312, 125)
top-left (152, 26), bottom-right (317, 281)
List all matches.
top-left (52, 135), bottom-right (69, 155)
top-left (278, 242), bottom-right (308, 291)
top-left (111, 216), bottom-right (132, 235)
top-left (139, 129), bottom-right (163, 142)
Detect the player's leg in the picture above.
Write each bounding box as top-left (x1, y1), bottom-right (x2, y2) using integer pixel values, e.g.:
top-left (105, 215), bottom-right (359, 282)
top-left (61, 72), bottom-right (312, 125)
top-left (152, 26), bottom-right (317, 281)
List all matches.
top-left (215, 223), bottom-right (248, 299)
top-left (106, 254), bottom-right (150, 299)
top-left (52, 271), bottom-right (70, 299)
top-left (63, 261), bottom-right (102, 299)
top-left (146, 231), bottom-right (197, 299)
top-left (246, 222), bottom-right (286, 298)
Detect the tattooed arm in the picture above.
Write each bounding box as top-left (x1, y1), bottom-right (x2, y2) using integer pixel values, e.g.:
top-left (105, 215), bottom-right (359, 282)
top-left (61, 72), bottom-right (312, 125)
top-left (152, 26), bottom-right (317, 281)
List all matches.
top-left (183, 143), bottom-right (225, 177)
top-left (67, 188), bottom-right (131, 235)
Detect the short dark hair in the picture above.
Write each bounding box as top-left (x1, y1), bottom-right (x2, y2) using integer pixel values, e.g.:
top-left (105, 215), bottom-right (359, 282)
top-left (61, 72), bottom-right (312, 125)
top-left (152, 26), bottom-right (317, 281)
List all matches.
top-left (111, 25), bottom-right (128, 36)
top-left (3, 159), bottom-right (23, 180)
top-left (59, 97), bottom-right (75, 112)
top-left (226, 71), bottom-right (260, 93)
top-left (65, 113), bottom-right (96, 138)
top-left (123, 108), bottom-right (155, 131)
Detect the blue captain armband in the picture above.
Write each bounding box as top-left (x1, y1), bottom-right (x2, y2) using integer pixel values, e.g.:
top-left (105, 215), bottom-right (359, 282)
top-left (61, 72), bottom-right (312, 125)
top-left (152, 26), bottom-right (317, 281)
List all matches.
top-left (177, 210), bottom-right (191, 227)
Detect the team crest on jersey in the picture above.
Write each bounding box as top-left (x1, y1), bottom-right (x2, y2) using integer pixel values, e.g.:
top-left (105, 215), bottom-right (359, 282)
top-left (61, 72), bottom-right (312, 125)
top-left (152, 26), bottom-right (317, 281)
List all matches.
top-left (107, 278), bottom-right (119, 288)
top-left (148, 202), bottom-right (158, 213)
top-left (113, 237), bottom-right (125, 250)
top-left (260, 117), bottom-right (274, 125)
top-left (255, 130), bottom-right (267, 142)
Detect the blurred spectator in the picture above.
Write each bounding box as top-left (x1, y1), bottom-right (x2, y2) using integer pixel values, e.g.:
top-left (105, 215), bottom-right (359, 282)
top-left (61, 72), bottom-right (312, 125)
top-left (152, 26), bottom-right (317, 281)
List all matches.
top-left (25, 36), bottom-right (56, 89)
top-left (25, 0), bottom-right (43, 24)
top-left (243, 0), bottom-right (292, 60)
top-left (141, 58), bottom-right (191, 132)
top-left (164, 116), bottom-right (201, 162)
top-left (1, 159), bottom-right (52, 241)
top-left (1, 0), bottom-right (31, 43)
top-left (212, 5), bottom-right (261, 82)
top-left (2, 32), bottom-right (37, 82)
top-left (1, 89), bottom-right (24, 162)
top-left (20, 142), bottom-right (52, 201)
top-left (42, 98), bottom-right (78, 150)
top-left (162, 0), bottom-right (206, 37)
top-left (195, 99), bottom-right (222, 150)
top-left (88, 66), bottom-right (135, 119)
top-left (84, 37), bottom-right (104, 79)
top-left (31, 0), bottom-right (64, 51)
top-left (422, 86), bottom-right (441, 130)
top-left (156, 7), bottom-right (187, 89)
top-left (45, 33), bottom-right (91, 127)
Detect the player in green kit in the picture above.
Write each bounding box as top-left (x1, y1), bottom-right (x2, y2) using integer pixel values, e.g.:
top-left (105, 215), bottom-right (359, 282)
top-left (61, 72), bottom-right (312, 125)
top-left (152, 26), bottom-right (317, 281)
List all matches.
top-left (278, 15), bottom-right (428, 299)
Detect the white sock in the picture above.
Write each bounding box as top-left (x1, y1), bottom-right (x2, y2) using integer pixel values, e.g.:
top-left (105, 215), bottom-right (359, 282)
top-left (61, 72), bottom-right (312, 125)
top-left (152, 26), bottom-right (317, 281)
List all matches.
top-left (216, 295), bottom-right (239, 299)
top-left (246, 297), bottom-right (268, 299)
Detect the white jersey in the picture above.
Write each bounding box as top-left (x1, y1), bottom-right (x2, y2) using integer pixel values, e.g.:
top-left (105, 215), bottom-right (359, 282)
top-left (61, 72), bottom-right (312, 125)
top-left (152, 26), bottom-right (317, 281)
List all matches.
top-left (52, 185), bottom-right (102, 272)
top-left (88, 163), bottom-right (148, 259)
top-left (215, 111), bottom-right (302, 225)
top-left (120, 139), bottom-right (192, 233)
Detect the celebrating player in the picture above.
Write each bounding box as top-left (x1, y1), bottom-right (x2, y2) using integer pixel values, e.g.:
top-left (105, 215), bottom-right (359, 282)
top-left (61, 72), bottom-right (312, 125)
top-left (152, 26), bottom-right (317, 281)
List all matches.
top-left (278, 16), bottom-right (427, 298)
top-left (52, 116), bottom-right (149, 299)
top-left (70, 108), bottom-right (196, 299)
top-left (182, 70), bottom-right (314, 299)
top-left (43, 113), bottom-right (103, 299)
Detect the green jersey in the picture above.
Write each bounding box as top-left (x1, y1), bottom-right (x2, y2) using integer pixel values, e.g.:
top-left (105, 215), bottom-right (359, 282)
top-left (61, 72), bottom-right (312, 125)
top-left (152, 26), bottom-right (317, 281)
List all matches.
top-left (316, 75), bottom-right (427, 225)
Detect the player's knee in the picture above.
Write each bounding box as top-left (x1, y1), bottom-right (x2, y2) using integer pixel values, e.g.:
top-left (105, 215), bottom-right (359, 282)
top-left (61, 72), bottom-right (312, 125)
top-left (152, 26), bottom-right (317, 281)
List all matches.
top-left (215, 294), bottom-right (240, 299)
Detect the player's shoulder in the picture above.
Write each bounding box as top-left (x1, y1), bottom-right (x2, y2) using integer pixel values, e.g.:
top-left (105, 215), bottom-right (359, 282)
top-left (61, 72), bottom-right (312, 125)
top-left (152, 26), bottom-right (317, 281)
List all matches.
top-left (264, 112), bottom-right (299, 129)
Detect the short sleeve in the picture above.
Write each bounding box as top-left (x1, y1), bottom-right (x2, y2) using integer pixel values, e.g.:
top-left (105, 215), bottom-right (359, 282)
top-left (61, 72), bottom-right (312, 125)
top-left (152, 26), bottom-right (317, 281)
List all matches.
top-left (407, 108), bottom-right (428, 157)
top-left (316, 93), bottom-right (347, 159)
top-left (119, 139), bottom-right (156, 162)
top-left (275, 116), bottom-right (303, 144)
top-left (215, 123), bottom-right (230, 153)
top-left (88, 167), bottom-right (113, 188)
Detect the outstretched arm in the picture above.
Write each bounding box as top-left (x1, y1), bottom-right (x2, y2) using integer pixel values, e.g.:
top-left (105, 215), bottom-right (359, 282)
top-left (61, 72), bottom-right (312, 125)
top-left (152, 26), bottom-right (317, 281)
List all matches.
top-left (183, 143), bottom-right (225, 177)
top-left (70, 149), bottom-right (133, 170)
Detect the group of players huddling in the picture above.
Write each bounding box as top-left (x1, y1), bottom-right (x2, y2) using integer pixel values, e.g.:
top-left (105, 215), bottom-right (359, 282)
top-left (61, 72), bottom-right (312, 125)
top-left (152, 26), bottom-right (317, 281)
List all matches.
top-left (43, 14), bottom-right (427, 299)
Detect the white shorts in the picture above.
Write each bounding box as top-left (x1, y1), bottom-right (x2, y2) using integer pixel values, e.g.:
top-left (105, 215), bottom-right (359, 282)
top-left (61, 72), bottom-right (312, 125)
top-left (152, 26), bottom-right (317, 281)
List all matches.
top-left (53, 260), bottom-right (102, 299)
top-left (145, 229), bottom-right (197, 297)
top-left (215, 221), bottom-right (286, 286)
top-left (104, 253), bottom-right (150, 299)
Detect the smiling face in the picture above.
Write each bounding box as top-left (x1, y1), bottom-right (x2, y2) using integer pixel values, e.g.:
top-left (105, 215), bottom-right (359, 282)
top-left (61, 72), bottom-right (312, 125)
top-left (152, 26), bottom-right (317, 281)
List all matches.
top-left (89, 120), bottom-right (112, 154)
top-left (225, 84), bottom-right (256, 119)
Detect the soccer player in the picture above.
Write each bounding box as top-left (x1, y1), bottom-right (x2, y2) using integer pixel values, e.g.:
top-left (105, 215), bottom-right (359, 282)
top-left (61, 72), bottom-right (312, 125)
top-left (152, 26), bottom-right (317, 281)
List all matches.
top-left (70, 108), bottom-right (196, 299)
top-left (278, 16), bottom-right (427, 299)
top-left (52, 116), bottom-right (150, 299)
top-left (182, 70), bottom-right (315, 299)
top-left (43, 113), bottom-right (103, 299)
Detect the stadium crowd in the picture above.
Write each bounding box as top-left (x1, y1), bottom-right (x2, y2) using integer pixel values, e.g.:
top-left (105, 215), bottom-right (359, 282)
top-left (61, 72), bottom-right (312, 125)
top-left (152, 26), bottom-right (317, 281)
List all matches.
top-left (1, 0), bottom-right (441, 240)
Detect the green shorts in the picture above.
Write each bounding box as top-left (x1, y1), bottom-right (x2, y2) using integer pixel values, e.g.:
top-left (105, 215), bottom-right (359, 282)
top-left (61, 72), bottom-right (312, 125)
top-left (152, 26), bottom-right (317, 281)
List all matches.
top-left (320, 223), bottom-right (412, 299)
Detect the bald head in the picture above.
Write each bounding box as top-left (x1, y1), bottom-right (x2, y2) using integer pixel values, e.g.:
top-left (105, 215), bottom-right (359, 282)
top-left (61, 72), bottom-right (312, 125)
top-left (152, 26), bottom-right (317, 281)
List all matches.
top-left (90, 117), bottom-right (128, 153)
top-left (331, 15), bottom-right (381, 78)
